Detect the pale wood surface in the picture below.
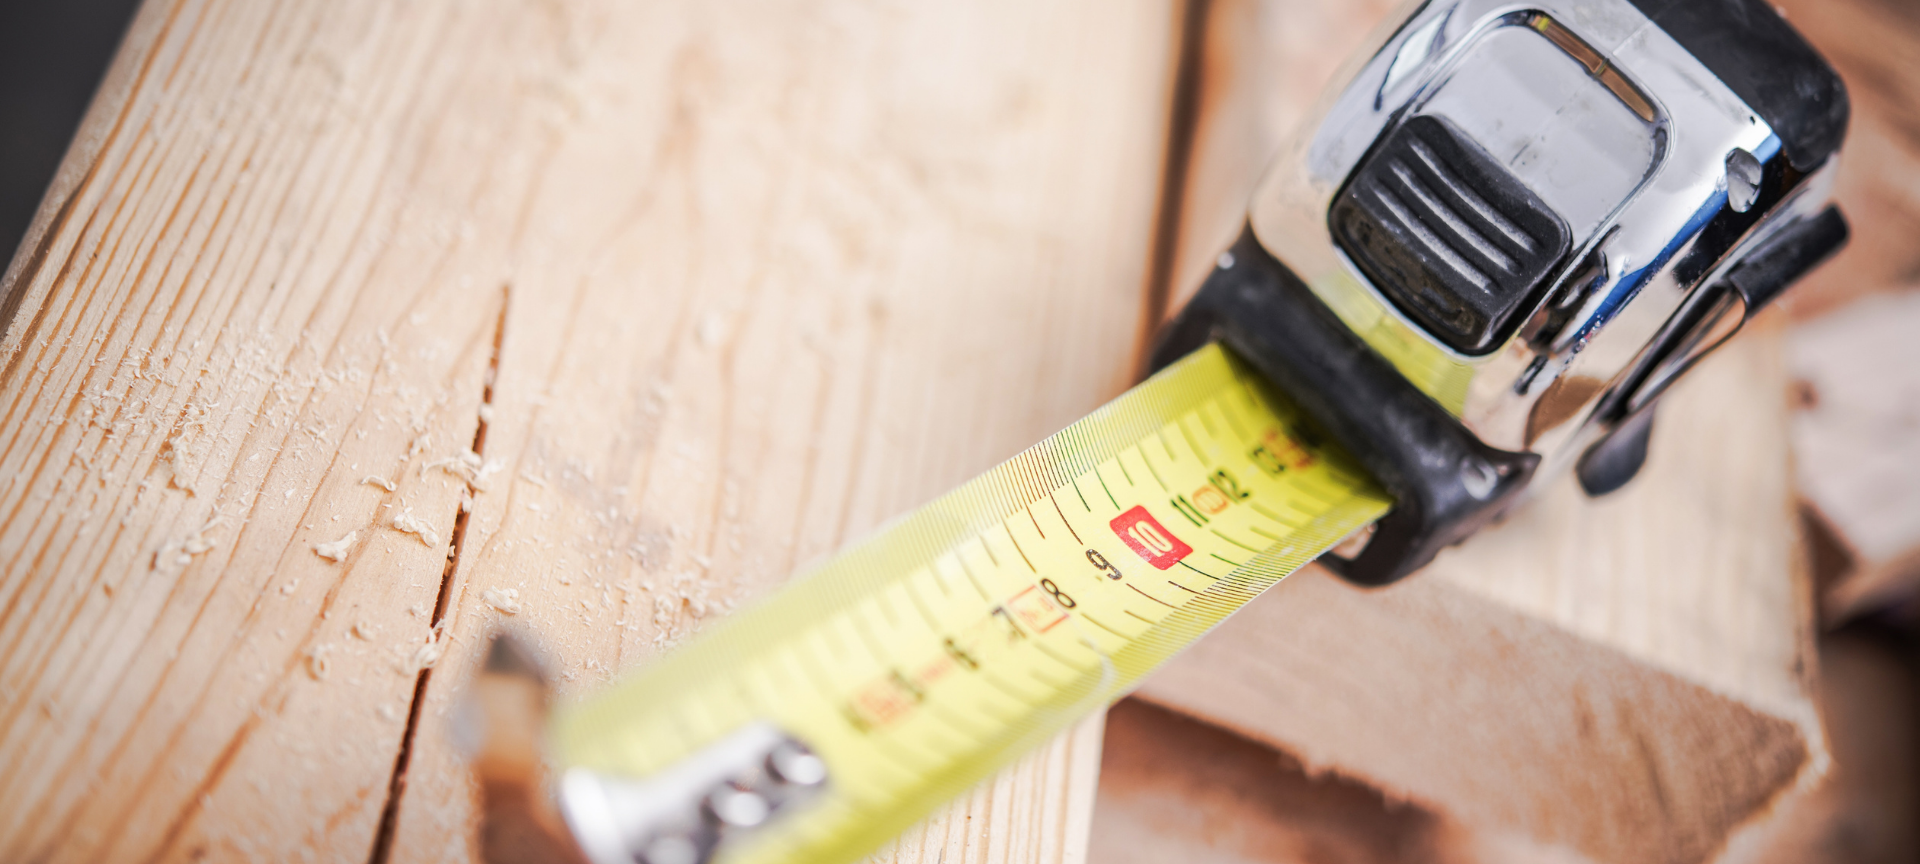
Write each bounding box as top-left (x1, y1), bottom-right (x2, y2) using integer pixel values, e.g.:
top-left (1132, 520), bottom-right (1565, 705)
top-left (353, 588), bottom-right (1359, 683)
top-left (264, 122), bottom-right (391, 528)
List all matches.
top-left (1131, 1), bottom-right (1824, 862)
top-left (0, 0), bottom-right (1184, 861)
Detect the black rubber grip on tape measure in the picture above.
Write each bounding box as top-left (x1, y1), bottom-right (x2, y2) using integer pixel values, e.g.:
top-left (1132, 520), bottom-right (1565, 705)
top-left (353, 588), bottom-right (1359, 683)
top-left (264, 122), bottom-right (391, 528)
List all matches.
top-left (1150, 227), bottom-right (1538, 586)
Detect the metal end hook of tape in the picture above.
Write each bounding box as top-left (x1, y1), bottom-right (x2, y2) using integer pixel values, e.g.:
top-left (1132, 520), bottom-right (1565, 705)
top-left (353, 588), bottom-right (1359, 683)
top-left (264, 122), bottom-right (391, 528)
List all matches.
top-left (458, 632), bottom-right (828, 864)
top-left (559, 724), bottom-right (830, 864)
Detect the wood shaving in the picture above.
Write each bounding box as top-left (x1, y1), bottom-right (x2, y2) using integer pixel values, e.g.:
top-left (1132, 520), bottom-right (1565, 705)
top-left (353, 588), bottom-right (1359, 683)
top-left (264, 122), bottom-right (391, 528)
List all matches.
top-left (361, 475), bottom-right (397, 492)
top-left (152, 516), bottom-right (225, 570)
top-left (307, 644), bottom-right (333, 681)
top-left (482, 587), bottom-right (522, 615)
top-left (312, 531), bottom-right (358, 563)
top-left (407, 634), bottom-right (446, 672)
top-left (183, 533), bottom-right (217, 556)
top-left (390, 508), bottom-right (440, 547)
top-left (422, 450), bottom-right (481, 479)
top-left (424, 450), bottom-right (506, 491)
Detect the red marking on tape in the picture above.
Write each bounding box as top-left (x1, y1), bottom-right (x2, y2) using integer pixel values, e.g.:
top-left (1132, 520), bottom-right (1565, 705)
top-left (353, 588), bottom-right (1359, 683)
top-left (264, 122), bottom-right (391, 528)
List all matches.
top-left (1110, 505), bottom-right (1191, 570)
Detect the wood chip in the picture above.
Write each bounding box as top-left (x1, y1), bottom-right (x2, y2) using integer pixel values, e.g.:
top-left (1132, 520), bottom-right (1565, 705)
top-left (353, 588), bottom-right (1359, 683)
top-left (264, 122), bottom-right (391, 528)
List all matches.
top-left (307, 645), bottom-right (333, 681)
top-left (407, 636), bottom-right (445, 672)
top-left (390, 509), bottom-right (440, 547)
top-left (482, 587), bottom-right (522, 615)
top-left (151, 516), bottom-right (224, 570)
top-left (312, 531), bottom-right (358, 563)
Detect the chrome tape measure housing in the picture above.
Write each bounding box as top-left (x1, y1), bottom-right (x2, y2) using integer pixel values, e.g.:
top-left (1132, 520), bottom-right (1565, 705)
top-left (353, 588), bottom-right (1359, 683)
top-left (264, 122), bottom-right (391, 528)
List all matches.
top-left (1240, 0), bottom-right (1847, 521)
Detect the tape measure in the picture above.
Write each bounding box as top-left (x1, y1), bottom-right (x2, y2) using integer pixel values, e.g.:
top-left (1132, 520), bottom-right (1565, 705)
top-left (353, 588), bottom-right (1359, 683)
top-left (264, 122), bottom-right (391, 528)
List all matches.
top-left (496, 1), bottom-right (1859, 857)
top-left (547, 342), bottom-right (1390, 864)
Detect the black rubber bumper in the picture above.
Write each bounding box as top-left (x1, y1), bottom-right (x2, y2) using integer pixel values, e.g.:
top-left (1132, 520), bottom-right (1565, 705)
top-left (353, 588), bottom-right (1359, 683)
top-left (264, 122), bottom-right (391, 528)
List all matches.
top-left (1149, 228), bottom-right (1538, 586)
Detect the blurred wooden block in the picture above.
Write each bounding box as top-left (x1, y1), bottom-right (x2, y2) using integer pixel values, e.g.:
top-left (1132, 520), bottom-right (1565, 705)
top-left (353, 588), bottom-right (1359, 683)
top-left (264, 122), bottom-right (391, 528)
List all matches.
top-left (0, 1), bottom-right (1183, 861)
top-left (1788, 290), bottom-right (1920, 622)
top-left (1092, 697), bottom-right (1611, 864)
top-left (1769, 0), bottom-right (1920, 322)
top-left (1139, 326), bottom-right (1821, 864)
top-left (1090, 697), bottom-right (1444, 864)
top-left (1719, 627), bottom-right (1920, 864)
top-left (1134, 2), bottom-right (1826, 862)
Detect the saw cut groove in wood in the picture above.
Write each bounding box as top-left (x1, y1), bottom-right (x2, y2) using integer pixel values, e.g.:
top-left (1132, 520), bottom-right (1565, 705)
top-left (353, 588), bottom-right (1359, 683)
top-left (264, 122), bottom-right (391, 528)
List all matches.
top-left (370, 286), bottom-right (509, 864)
top-left (0, 0), bottom-right (1190, 861)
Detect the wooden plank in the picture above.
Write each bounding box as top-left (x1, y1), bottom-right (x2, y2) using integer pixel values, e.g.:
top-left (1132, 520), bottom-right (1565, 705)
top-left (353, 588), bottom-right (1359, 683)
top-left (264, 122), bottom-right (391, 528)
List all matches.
top-left (1768, 0), bottom-right (1920, 322)
top-left (1131, 1), bottom-right (1826, 862)
top-left (1788, 291), bottom-right (1920, 622)
top-left (0, 0), bottom-right (1186, 861)
top-left (1771, 0), bottom-right (1920, 622)
top-left (1718, 627), bottom-right (1920, 864)
top-left (867, 714), bottom-right (1105, 864)
top-left (1090, 698), bottom-right (1441, 864)
top-left (1140, 322), bottom-right (1819, 864)
top-left (1159, 0), bottom-right (1404, 309)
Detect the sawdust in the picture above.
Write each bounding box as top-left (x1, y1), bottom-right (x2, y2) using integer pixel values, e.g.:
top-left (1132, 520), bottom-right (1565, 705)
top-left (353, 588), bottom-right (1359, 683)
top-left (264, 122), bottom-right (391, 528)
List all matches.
top-left (307, 644), bottom-right (333, 681)
top-left (312, 530), bottom-right (358, 562)
top-left (482, 587), bottom-right (522, 615)
top-left (696, 313), bottom-right (725, 348)
top-left (423, 449), bottom-right (504, 490)
top-left (407, 634), bottom-right (446, 672)
top-left (152, 515), bottom-right (225, 570)
top-left (390, 508), bottom-right (440, 547)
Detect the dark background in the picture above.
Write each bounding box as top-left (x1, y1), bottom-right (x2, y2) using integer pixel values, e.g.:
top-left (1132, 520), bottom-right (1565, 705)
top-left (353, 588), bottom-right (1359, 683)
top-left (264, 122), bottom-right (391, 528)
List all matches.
top-left (0, 0), bottom-right (143, 263)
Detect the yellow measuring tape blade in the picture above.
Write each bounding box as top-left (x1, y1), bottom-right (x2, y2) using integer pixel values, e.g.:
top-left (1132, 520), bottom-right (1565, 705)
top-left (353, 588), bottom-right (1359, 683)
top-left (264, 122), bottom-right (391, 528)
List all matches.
top-left (550, 343), bottom-right (1391, 864)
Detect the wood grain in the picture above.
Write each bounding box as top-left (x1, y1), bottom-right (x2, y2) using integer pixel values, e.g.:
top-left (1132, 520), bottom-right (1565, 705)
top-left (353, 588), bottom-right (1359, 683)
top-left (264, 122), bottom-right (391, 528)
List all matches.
top-left (0, 0), bottom-right (1186, 861)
